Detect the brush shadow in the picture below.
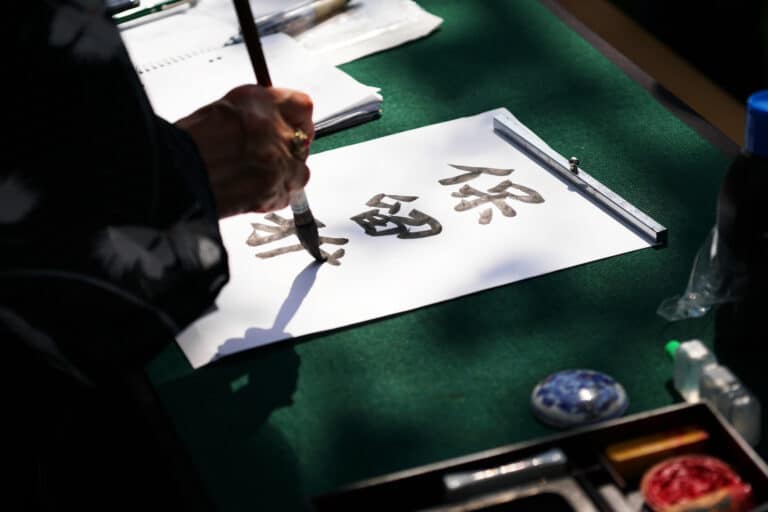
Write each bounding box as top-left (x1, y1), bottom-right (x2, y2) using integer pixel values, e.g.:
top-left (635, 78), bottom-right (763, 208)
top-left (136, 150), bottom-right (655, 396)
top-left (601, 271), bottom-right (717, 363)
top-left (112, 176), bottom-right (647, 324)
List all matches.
top-left (211, 260), bottom-right (321, 362)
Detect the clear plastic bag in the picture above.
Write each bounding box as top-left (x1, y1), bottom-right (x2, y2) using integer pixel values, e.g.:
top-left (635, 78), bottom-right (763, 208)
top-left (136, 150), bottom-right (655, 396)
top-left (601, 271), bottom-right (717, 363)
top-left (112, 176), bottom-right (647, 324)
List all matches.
top-left (657, 227), bottom-right (749, 321)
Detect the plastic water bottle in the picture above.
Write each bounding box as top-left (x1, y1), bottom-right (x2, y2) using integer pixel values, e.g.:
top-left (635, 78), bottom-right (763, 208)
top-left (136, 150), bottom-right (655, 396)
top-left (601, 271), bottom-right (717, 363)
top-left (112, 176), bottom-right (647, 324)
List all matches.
top-left (714, 90), bottom-right (768, 346)
top-left (665, 340), bottom-right (761, 445)
top-left (665, 339), bottom-right (717, 403)
top-left (699, 363), bottom-right (761, 446)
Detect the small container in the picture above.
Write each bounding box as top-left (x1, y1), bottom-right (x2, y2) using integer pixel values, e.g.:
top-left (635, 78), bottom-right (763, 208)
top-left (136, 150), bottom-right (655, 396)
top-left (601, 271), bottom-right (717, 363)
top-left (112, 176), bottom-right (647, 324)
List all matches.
top-left (665, 339), bottom-right (717, 403)
top-left (731, 393), bottom-right (762, 447)
top-left (699, 364), bottom-right (761, 446)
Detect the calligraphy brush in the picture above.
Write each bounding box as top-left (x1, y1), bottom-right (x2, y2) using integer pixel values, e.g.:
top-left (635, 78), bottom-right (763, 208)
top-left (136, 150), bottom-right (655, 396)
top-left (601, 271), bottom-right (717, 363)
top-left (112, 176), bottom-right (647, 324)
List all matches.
top-left (232, 0), bottom-right (325, 262)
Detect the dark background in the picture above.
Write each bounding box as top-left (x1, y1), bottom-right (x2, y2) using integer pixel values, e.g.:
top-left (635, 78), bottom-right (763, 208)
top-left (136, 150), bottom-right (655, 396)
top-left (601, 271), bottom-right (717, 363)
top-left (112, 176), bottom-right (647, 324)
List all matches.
top-left (609, 0), bottom-right (768, 103)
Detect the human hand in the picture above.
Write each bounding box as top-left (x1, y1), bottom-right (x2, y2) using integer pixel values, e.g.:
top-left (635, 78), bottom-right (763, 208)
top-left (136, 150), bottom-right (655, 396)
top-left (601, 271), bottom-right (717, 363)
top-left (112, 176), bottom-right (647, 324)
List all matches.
top-left (176, 85), bottom-right (314, 218)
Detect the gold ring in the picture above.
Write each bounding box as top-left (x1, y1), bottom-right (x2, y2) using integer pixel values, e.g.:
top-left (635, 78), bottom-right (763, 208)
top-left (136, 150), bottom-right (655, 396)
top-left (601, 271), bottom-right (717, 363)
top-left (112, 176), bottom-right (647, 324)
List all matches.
top-left (290, 129), bottom-right (310, 160)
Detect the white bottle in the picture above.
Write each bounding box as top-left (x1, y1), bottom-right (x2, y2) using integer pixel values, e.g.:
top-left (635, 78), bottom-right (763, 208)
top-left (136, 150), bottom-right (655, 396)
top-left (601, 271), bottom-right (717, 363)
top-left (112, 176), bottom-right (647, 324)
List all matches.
top-left (699, 363), bottom-right (762, 446)
top-left (665, 339), bottom-right (717, 403)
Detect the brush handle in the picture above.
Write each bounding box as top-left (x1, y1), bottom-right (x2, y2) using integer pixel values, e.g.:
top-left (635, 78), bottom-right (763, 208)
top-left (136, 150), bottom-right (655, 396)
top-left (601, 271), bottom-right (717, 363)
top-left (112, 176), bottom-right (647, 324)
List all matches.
top-left (232, 0), bottom-right (272, 86)
top-left (232, 0), bottom-right (323, 261)
top-left (290, 190), bottom-right (311, 216)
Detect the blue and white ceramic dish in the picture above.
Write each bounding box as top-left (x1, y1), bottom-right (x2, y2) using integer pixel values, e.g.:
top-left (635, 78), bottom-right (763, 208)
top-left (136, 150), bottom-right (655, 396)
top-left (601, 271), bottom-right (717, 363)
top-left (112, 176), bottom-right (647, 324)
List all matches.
top-left (530, 368), bottom-right (628, 428)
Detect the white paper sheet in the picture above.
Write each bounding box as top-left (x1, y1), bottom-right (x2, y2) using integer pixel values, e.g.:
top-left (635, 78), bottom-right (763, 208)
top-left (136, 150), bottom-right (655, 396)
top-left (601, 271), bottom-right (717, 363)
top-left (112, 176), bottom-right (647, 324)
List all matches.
top-left (118, 0), bottom-right (442, 67)
top-left (135, 33), bottom-right (381, 126)
top-left (119, 0), bottom-right (304, 67)
top-left (293, 0), bottom-right (443, 65)
top-left (177, 108), bottom-right (653, 368)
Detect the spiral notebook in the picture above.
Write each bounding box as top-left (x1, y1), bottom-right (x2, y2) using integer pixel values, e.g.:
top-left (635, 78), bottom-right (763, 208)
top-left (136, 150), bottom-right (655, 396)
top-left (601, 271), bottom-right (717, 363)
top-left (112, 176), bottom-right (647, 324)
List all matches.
top-left (133, 32), bottom-right (382, 135)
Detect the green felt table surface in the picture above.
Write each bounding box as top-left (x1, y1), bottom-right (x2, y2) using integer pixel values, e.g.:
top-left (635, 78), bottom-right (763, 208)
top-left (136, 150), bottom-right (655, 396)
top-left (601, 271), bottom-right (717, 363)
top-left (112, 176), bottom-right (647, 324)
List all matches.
top-left (146, 1), bottom-right (747, 509)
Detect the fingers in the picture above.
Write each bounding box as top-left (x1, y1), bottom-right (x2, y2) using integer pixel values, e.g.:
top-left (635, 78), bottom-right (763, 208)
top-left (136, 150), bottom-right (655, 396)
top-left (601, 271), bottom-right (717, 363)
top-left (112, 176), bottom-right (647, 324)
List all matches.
top-left (183, 84), bottom-right (315, 217)
top-left (224, 85), bottom-right (314, 142)
top-left (272, 87), bottom-right (315, 142)
top-left (225, 85), bottom-right (315, 162)
top-left (214, 159), bottom-right (308, 215)
top-left (287, 160), bottom-right (311, 192)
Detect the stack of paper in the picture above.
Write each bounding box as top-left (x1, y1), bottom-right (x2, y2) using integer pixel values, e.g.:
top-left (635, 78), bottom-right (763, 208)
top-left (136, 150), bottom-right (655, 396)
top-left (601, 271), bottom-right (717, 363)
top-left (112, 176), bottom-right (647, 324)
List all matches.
top-left (118, 0), bottom-right (443, 132)
top-left (134, 33), bottom-right (382, 135)
top-left (118, 0), bottom-right (442, 66)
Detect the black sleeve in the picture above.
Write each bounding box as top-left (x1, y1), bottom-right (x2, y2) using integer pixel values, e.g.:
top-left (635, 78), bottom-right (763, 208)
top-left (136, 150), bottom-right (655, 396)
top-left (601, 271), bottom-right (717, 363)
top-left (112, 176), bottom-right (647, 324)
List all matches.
top-left (2, 0), bottom-right (230, 377)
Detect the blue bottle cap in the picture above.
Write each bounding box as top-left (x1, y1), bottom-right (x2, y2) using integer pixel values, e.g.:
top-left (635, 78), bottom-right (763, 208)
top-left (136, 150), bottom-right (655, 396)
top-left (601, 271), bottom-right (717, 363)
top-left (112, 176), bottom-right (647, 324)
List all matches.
top-left (746, 90), bottom-right (768, 158)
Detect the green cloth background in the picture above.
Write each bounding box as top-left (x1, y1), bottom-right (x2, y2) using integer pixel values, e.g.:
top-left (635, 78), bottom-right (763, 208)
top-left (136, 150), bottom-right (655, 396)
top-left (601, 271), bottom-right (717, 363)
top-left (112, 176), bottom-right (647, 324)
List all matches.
top-left (147, 1), bottom-right (742, 509)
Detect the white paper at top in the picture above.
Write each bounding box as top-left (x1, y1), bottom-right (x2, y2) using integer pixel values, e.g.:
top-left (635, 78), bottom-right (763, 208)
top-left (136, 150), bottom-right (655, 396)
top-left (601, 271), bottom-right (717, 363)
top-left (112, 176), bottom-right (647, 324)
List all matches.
top-left (293, 0), bottom-right (443, 65)
top-left (119, 0), bottom-right (443, 68)
top-left (119, 0), bottom-right (305, 67)
top-left (177, 108), bottom-right (652, 368)
top-left (135, 33), bottom-right (381, 126)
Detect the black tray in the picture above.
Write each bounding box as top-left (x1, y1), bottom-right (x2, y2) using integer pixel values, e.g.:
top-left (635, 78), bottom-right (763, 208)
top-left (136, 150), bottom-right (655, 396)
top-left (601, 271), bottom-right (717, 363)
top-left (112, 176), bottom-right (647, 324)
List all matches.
top-left (312, 402), bottom-right (768, 511)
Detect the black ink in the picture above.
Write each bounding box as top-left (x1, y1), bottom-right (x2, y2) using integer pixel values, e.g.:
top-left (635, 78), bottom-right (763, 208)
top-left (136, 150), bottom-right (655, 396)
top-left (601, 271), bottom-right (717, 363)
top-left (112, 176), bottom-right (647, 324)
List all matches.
top-left (452, 180), bottom-right (543, 216)
top-left (351, 209), bottom-right (403, 237)
top-left (365, 193), bottom-right (418, 213)
top-left (441, 165), bottom-right (545, 224)
top-left (247, 213), bottom-right (327, 246)
top-left (247, 214), bottom-right (348, 263)
top-left (255, 239), bottom-right (346, 266)
top-left (452, 184), bottom-right (518, 218)
top-left (438, 164), bottom-right (513, 186)
top-left (351, 194), bottom-right (442, 239)
top-left (255, 244), bottom-right (303, 258)
top-left (322, 248), bottom-right (345, 266)
top-left (487, 180), bottom-right (544, 203)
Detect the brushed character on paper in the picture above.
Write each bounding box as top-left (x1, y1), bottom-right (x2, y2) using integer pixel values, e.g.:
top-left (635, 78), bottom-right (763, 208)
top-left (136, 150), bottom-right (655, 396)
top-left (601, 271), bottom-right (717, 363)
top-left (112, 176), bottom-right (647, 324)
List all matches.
top-left (350, 193), bottom-right (442, 239)
top-left (246, 213), bottom-right (348, 265)
top-left (439, 164), bottom-right (545, 224)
